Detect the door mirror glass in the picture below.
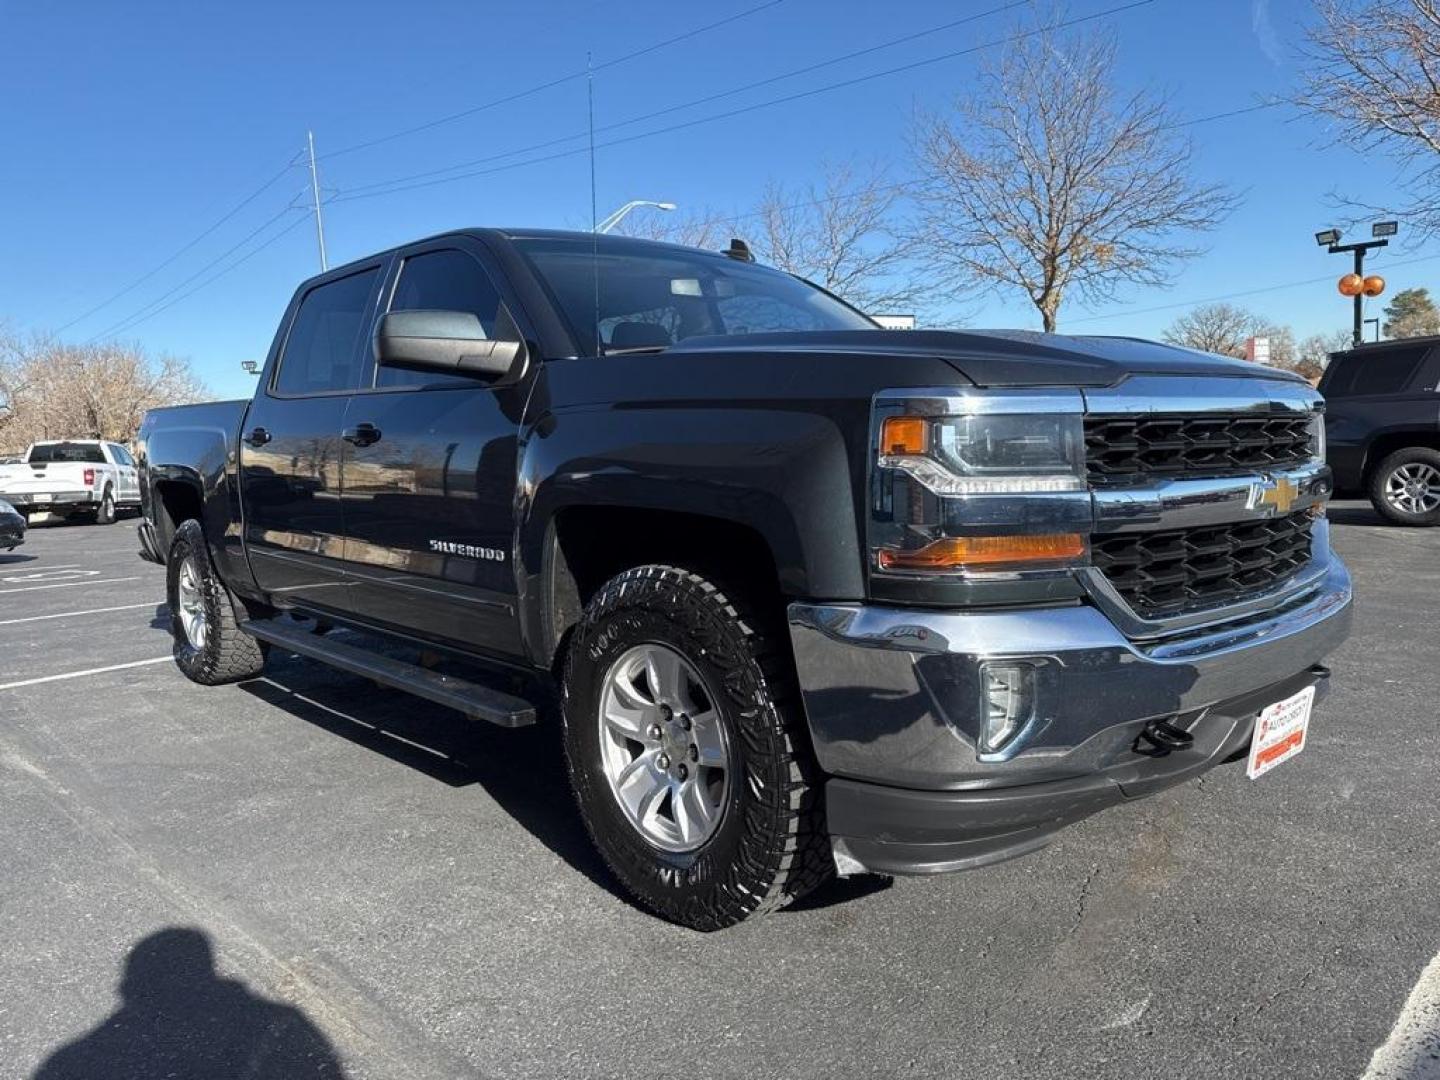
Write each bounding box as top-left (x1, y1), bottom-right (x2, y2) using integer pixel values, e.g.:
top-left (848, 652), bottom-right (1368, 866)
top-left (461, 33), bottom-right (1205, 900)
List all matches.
top-left (374, 309), bottom-right (526, 380)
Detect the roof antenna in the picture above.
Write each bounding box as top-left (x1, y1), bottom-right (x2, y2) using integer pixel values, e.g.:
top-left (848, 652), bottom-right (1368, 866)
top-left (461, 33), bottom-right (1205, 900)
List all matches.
top-left (587, 53), bottom-right (601, 357)
top-left (723, 237), bottom-right (755, 263)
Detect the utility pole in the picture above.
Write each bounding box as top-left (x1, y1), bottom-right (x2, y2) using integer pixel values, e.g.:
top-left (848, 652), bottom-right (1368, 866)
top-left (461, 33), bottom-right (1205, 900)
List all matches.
top-left (307, 130), bottom-right (329, 273)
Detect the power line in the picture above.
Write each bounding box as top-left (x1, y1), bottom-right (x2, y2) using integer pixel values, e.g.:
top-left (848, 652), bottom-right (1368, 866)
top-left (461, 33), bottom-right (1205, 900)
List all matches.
top-left (85, 197), bottom-right (308, 343)
top-left (331, 0), bottom-right (1162, 206)
top-left (86, 214), bottom-right (313, 342)
top-left (335, 0), bottom-right (1031, 196)
top-left (54, 155), bottom-right (301, 334)
top-left (319, 0), bottom-right (788, 161)
top-left (1066, 251), bottom-right (1440, 326)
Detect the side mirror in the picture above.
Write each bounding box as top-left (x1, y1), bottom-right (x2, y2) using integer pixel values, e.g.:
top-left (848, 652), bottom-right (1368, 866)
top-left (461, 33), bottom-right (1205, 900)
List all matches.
top-left (374, 309), bottom-right (527, 380)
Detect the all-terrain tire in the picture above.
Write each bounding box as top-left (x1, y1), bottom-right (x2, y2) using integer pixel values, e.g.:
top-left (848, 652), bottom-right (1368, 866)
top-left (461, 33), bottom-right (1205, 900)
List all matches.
top-left (166, 518), bottom-right (267, 684)
top-left (1368, 447), bottom-right (1440, 526)
top-left (561, 565), bottom-right (832, 930)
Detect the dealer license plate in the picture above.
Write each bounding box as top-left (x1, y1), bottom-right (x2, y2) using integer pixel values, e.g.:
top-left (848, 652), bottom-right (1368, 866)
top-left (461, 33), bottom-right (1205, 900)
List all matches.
top-left (1246, 685), bottom-right (1315, 780)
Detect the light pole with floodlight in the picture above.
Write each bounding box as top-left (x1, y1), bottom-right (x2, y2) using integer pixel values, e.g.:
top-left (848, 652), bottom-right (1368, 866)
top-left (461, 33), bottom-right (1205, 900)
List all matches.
top-left (596, 201), bottom-right (677, 234)
top-left (1316, 221), bottom-right (1397, 347)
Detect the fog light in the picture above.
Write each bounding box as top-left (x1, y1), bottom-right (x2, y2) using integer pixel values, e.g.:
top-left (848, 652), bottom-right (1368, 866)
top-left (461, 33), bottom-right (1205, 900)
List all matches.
top-left (979, 662), bottom-right (1035, 754)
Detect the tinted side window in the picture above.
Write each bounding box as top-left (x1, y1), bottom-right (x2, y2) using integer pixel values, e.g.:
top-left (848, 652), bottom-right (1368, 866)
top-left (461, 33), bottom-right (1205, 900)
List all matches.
top-left (1323, 346), bottom-right (1428, 397)
top-left (377, 249), bottom-right (507, 389)
top-left (274, 269), bottom-right (378, 396)
top-left (109, 444), bottom-right (135, 466)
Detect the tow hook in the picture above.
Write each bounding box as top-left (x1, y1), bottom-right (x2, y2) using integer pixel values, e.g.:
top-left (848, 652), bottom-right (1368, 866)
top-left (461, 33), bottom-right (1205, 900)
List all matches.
top-left (1137, 717), bottom-right (1195, 755)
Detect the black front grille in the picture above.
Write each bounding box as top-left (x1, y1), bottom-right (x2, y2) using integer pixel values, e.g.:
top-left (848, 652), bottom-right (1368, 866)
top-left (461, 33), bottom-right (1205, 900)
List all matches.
top-left (1092, 512), bottom-right (1314, 617)
top-left (1085, 413), bottom-right (1313, 485)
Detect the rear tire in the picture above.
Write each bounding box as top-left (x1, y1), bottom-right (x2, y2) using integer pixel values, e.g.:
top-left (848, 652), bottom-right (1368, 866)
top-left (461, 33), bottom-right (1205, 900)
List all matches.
top-left (1369, 447), bottom-right (1440, 526)
top-left (561, 565), bottom-right (832, 930)
top-left (93, 488), bottom-right (116, 525)
top-left (166, 519), bottom-right (267, 685)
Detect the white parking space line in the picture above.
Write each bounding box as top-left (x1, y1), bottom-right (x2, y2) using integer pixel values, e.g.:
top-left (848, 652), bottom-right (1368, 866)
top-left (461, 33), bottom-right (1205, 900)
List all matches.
top-left (0, 565), bottom-right (83, 577)
top-left (1363, 951), bottom-right (1440, 1079)
top-left (0, 656), bottom-right (172, 692)
top-left (0, 603), bottom-right (157, 627)
top-left (0, 576), bottom-right (141, 595)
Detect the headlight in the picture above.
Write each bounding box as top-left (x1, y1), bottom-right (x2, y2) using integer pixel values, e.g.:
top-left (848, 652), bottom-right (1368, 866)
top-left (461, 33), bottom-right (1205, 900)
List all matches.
top-left (879, 412), bottom-right (1085, 495)
top-left (870, 389), bottom-right (1093, 577)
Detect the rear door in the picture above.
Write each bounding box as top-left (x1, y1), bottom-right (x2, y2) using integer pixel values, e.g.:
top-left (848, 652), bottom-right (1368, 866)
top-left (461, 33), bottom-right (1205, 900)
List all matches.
top-left (335, 239), bottom-right (534, 659)
top-left (240, 262), bottom-right (384, 612)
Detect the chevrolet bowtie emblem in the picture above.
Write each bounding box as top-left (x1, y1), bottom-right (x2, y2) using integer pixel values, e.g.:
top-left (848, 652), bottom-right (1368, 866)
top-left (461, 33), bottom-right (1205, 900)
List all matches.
top-left (1249, 475), bottom-right (1300, 515)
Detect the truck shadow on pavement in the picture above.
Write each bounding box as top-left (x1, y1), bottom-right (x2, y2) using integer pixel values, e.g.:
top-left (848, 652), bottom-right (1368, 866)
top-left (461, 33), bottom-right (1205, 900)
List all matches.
top-left (30, 927), bottom-right (346, 1079)
top-left (238, 650), bottom-right (886, 916)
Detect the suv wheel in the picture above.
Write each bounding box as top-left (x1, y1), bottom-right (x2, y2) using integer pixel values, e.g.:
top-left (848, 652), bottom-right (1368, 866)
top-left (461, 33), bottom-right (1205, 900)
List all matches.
top-left (1370, 447), bottom-right (1440, 526)
top-left (166, 519), bottom-right (267, 684)
top-left (561, 565), bottom-right (832, 930)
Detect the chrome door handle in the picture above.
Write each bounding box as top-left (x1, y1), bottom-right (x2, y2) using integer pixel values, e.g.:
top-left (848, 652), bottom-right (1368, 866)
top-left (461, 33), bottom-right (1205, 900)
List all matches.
top-left (342, 423), bottom-right (381, 447)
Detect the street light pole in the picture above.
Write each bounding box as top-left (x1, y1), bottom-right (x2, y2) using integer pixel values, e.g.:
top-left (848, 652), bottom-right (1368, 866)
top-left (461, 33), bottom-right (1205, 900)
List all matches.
top-left (596, 200), bottom-right (677, 234)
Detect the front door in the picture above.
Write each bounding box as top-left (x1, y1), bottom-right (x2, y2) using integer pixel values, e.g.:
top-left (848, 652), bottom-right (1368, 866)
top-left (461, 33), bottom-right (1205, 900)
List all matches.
top-left (336, 242), bottom-right (531, 660)
top-left (240, 262), bottom-right (383, 612)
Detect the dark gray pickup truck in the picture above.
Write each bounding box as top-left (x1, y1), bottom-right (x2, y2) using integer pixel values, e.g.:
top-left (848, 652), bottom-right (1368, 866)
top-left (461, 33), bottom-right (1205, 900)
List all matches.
top-left (138, 228), bottom-right (1353, 929)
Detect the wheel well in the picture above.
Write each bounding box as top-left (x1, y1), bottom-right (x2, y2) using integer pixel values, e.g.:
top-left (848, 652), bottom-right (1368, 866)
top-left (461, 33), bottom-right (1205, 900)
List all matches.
top-left (547, 506), bottom-right (786, 667)
top-left (153, 480), bottom-right (204, 552)
top-left (1365, 432), bottom-right (1440, 482)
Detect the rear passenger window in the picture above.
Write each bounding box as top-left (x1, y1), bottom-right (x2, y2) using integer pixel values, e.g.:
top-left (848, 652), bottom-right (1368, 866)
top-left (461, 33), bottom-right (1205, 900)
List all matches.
top-left (376, 249), bottom-right (507, 389)
top-left (1323, 346), bottom-right (1428, 397)
top-left (109, 444), bottom-right (135, 466)
top-left (274, 268), bottom-right (378, 396)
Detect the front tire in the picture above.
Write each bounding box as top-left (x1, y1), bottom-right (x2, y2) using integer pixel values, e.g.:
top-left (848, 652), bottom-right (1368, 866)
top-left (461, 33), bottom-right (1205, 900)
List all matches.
top-left (1369, 447), bottom-right (1440, 526)
top-left (166, 519), bottom-right (267, 684)
top-left (561, 565), bottom-right (831, 930)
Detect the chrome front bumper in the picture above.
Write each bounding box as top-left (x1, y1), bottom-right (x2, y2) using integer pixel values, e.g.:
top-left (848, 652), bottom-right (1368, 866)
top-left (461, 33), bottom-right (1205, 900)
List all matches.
top-left (787, 556), bottom-right (1353, 791)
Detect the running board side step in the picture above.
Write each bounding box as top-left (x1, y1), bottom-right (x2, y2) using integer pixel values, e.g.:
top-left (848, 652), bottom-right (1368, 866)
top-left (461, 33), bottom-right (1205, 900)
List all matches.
top-left (240, 618), bottom-right (537, 728)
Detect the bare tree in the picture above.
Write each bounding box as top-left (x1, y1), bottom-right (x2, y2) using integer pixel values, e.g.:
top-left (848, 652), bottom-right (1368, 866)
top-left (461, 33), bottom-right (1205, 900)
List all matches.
top-left (0, 332), bottom-right (205, 452)
top-left (1162, 303), bottom-right (1257, 355)
top-left (615, 208), bottom-right (733, 251)
top-left (910, 16), bottom-right (1237, 331)
top-left (1294, 1), bottom-right (1440, 237)
top-left (749, 161), bottom-right (920, 314)
top-left (1298, 329), bottom-right (1354, 373)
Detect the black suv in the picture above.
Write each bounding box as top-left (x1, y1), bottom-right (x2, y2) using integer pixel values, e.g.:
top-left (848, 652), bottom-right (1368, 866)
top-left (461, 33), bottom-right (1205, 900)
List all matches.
top-left (1322, 337), bottom-right (1440, 525)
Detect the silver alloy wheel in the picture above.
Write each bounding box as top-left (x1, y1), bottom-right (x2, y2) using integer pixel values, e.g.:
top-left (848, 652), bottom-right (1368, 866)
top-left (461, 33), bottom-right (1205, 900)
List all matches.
top-left (597, 643), bottom-right (730, 853)
top-left (176, 555), bottom-right (208, 650)
top-left (1385, 462), bottom-right (1440, 515)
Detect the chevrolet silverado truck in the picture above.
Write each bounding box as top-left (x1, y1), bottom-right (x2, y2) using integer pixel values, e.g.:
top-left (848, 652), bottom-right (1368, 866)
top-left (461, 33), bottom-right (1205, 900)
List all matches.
top-left (137, 228), bottom-right (1353, 930)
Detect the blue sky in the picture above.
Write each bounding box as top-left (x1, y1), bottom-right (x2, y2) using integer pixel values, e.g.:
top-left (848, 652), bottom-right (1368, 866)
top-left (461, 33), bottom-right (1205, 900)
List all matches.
top-left (1, 0), bottom-right (1430, 398)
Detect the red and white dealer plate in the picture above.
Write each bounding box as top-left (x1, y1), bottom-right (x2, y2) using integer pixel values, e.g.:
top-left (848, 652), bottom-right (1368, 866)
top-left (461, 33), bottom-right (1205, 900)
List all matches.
top-left (1246, 684), bottom-right (1316, 780)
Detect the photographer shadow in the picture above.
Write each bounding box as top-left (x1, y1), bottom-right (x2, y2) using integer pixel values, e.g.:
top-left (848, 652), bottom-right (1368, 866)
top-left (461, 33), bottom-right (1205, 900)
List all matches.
top-left (32, 927), bottom-right (346, 1079)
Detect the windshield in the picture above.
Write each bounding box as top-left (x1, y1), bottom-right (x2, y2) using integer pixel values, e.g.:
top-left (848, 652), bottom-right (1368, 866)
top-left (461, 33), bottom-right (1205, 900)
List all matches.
top-left (27, 442), bottom-right (105, 464)
top-left (513, 237), bottom-right (875, 355)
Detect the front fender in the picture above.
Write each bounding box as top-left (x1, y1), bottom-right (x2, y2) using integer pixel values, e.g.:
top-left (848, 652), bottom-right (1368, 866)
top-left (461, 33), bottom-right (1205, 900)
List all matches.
top-left (515, 402), bottom-right (865, 660)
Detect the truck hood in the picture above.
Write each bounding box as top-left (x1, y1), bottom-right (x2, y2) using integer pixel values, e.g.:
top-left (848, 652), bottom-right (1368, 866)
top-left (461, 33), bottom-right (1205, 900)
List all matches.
top-left (666, 329), bottom-right (1303, 388)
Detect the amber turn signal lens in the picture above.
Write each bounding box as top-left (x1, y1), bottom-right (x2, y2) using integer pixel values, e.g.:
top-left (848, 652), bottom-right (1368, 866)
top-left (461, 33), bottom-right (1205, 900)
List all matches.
top-left (880, 416), bottom-right (929, 456)
top-left (877, 533), bottom-right (1086, 571)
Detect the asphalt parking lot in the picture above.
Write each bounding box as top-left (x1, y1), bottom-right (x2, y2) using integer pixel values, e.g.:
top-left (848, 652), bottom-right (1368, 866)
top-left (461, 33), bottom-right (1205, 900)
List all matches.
top-left (1, 506), bottom-right (1437, 1080)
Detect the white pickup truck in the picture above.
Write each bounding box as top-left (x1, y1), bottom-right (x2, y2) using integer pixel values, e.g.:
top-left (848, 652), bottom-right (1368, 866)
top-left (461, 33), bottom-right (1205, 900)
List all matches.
top-left (0, 440), bottom-right (141, 524)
